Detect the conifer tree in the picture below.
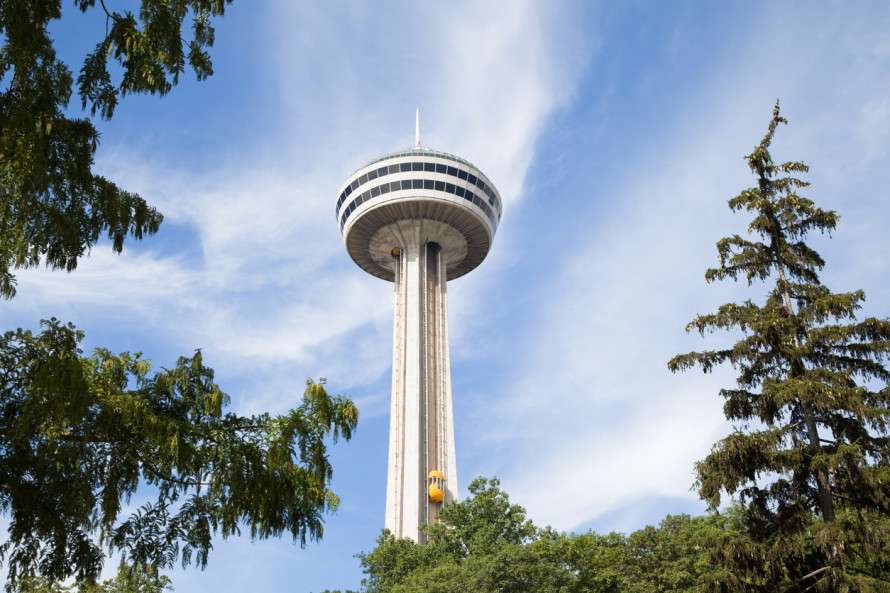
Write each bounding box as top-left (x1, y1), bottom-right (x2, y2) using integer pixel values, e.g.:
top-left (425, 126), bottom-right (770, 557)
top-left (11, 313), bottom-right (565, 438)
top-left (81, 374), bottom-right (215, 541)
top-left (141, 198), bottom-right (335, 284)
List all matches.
top-left (669, 103), bottom-right (890, 591)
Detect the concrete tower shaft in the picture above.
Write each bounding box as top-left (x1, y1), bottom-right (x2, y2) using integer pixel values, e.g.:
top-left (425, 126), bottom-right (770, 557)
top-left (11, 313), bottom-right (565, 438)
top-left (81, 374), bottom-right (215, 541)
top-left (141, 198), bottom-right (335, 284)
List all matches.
top-left (386, 231), bottom-right (457, 542)
top-left (337, 145), bottom-right (501, 542)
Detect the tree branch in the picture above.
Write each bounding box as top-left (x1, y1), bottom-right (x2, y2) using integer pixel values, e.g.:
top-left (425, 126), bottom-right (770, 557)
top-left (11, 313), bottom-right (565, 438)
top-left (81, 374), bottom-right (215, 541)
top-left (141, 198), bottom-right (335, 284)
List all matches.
top-left (98, 0), bottom-right (116, 21)
top-left (131, 449), bottom-right (211, 489)
top-left (828, 491), bottom-right (870, 506)
top-left (791, 565), bottom-right (830, 591)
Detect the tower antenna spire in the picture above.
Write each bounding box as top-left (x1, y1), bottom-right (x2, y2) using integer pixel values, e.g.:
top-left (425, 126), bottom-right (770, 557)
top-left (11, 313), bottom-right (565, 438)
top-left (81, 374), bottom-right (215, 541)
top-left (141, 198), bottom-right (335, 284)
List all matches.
top-left (415, 108), bottom-right (420, 148)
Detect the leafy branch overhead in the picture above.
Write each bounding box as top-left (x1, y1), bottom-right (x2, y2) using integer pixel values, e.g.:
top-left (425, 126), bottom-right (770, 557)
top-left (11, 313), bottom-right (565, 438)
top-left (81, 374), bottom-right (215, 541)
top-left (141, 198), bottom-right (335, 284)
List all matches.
top-left (0, 0), bottom-right (233, 298)
top-left (1, 3), bottom-right (366, 590)
top-left (0, 319), bottom-right (358, 585)
top-left (669, 103), bottom-right (890, 591)
top-left (75, 0), bottom-right (230, 118)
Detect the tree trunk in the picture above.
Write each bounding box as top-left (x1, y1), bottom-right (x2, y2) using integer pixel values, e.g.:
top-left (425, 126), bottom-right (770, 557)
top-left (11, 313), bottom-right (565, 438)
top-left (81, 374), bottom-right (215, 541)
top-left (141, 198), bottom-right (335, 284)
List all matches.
top-left (776, 263), bottom-right (835, 523)
top-left (778, 262), bottom-right (842, 591)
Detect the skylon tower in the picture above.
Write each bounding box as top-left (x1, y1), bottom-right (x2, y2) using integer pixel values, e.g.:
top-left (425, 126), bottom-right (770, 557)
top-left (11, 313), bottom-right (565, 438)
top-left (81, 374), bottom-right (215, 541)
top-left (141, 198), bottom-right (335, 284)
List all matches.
top-left (335, 114), bottom-right (502, 542)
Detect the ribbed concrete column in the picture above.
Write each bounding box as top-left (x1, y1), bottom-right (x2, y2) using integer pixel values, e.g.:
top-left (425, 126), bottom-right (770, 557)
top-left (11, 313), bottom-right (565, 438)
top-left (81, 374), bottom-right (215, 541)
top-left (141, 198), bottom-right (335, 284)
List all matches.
top-left (384, 222), bottom-right (457, 542)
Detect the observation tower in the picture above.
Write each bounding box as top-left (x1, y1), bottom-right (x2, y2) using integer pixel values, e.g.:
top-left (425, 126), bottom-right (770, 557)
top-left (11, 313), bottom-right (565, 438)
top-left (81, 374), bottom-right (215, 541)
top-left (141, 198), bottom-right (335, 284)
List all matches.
top-left (336, 113), bottom-right (502, 542)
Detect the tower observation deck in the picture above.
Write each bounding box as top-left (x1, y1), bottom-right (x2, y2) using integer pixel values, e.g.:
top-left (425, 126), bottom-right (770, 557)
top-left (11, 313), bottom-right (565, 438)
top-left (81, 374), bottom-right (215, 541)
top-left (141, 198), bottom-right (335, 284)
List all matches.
top-left (336, 136), bottom-right (502, 542)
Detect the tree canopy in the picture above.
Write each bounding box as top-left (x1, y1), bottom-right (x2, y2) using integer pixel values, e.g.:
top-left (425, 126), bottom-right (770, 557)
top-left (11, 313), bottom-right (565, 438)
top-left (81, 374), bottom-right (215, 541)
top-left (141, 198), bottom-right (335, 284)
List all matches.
top-left (0, 0), bottom-right (233, 297)
top-left (336, 477), bottom-right (739, 593)
top-left (2, 3), bottom-right (364, 588)
top-left (12, 563), bottom-right (172, 593)
top-left (669, 103), bottom-right (890, 590)
top-left (0, 319), bottom-right (358, 585)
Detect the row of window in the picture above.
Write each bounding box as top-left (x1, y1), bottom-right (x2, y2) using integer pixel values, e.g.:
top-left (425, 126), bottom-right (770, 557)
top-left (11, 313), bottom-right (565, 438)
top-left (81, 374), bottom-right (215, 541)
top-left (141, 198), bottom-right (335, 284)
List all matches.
top-left (359, 148), bottom-right (476, 171)
top-left (336, 160), bottom-right (502, 220)
top-left (338, 177), bottom-right (498, 234)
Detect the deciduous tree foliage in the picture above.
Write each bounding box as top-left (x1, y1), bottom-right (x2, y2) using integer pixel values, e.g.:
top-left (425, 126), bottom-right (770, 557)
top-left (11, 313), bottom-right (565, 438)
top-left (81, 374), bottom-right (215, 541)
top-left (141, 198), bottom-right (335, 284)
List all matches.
top-left (353, 478), bottom-right (561, 593)
top-left (0, 0), bottom-right (233, 297)
top-left (13, 563), bottom-right (172, 593)
top-left (335, 477), bottom-right (735, 593)
top-left (0, 320), bottom-right (358, 585)
top-left (669, 103), bottom-right (890, 591)
top-left (2, 1), bottom-right (362, 589)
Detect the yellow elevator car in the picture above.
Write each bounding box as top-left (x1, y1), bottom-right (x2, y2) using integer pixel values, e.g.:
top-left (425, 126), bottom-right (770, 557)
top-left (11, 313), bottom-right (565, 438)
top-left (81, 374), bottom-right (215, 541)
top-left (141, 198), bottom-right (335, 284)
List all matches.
top-left (428, 470), bottom-right (445, 503)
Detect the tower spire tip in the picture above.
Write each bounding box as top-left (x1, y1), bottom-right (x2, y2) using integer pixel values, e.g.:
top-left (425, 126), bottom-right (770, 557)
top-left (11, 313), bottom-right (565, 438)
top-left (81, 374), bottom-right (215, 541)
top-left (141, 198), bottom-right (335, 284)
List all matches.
top-left (415, 109), bottom-right (420, 148)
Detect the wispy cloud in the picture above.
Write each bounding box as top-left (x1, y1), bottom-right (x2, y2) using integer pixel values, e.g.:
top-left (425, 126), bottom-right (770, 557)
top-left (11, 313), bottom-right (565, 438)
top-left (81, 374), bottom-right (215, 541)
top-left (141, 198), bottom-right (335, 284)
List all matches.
top-left (449, 3), bottom-right (890, 532)
top-left (6, 9), bottom-right (890, 590)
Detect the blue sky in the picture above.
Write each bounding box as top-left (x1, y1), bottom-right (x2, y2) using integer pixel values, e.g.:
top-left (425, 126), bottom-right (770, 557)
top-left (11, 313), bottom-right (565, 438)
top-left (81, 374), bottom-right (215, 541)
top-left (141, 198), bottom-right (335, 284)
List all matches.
top-left (5, 1), bottom-right (890, 591)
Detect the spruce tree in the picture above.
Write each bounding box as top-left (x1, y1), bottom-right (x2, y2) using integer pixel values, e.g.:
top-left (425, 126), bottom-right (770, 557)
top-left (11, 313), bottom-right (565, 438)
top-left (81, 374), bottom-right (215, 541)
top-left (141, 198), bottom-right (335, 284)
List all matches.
top-left (669, 103), bottom-right (890, 591)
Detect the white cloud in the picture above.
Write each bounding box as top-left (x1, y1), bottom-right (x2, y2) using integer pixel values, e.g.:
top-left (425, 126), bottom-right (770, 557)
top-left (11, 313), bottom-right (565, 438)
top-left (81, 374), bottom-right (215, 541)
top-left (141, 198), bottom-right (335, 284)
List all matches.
top-left (7, 9), bottom-right (890, 591)
top-left (451, 3), bottom-right (890, 532)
